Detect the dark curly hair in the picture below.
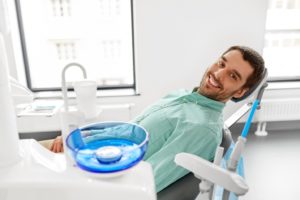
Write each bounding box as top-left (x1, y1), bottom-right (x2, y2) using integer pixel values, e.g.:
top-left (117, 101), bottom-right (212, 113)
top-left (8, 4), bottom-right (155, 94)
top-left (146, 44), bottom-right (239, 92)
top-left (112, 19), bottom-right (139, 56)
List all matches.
top-left (222, 46), bottom-right (265, 90)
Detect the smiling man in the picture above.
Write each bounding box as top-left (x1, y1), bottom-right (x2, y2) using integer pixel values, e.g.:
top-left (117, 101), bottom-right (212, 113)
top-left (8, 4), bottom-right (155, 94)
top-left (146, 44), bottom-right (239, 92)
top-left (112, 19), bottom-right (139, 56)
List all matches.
top-left (132, 45), bottom-right (265, 192)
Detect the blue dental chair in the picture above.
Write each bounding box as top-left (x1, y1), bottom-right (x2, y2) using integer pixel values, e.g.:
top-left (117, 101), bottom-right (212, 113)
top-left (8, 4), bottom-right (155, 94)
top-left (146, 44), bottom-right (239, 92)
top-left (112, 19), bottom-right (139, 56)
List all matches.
top-left (158, 69), bottom-right (268, 200)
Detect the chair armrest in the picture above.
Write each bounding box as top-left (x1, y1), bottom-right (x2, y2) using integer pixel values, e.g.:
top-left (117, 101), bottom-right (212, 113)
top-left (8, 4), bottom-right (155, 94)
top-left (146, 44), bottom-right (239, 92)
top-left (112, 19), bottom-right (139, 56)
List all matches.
top-left (174, 153), bottom-right (248, 196)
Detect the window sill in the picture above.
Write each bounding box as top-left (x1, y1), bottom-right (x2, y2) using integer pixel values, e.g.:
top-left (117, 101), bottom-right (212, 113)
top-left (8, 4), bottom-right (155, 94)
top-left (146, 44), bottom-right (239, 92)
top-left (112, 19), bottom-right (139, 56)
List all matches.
top-left (34, 88), bottom-right (140, 99)
top-left (266, 81), bottom-right (300, 90)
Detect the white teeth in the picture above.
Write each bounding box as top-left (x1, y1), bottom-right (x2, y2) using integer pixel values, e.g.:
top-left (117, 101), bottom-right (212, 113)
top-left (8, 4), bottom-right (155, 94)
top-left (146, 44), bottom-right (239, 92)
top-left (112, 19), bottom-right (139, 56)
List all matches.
top-left (209, 75), bottom-right (220, 88)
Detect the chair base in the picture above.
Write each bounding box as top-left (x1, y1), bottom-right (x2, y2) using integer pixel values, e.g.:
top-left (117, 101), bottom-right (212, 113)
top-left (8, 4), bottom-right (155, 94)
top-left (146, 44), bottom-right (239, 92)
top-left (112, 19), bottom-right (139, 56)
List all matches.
top-left (158, 173), bottom-right (200, 200)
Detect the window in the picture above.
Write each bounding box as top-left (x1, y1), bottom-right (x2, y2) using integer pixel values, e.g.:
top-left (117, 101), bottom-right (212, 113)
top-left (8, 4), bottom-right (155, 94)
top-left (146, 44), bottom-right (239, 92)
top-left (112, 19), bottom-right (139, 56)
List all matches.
top-left (263, 0), bottom-right (300, 81)
top-left (15, 0), bottom-right (135, 91)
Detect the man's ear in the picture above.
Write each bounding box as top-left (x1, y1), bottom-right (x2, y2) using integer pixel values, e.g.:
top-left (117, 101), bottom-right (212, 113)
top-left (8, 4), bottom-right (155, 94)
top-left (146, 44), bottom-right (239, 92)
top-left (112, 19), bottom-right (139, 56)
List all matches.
top-left (233, 87), bottom-right (249, 99)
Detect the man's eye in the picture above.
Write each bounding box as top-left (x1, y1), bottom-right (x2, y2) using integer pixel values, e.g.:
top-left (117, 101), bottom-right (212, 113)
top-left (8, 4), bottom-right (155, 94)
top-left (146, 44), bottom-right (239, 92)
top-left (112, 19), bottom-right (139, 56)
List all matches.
top-left (230, 73), bottom-right (237, 80)
top-left (218, 61), bottom-right (225, 68)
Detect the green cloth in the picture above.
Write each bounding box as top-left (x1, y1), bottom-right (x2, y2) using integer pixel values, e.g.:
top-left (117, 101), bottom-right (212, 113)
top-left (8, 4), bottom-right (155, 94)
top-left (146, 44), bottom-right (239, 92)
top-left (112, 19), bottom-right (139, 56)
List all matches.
top-left (132, 89), bottom-right (225, 192)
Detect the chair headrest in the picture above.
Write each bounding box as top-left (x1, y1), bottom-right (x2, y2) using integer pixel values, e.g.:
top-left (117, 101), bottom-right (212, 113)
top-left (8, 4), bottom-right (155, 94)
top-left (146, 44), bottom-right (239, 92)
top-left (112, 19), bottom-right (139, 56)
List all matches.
top-left (231, 68), bottom-right (268, 102)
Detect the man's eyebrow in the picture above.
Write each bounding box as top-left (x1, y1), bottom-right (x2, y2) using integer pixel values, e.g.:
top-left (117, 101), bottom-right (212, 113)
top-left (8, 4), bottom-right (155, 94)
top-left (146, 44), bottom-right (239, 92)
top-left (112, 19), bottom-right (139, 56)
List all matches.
top-left (221, 56), bottom-right (228, 62)
top-left (232, 69), bottom-right (242, 80)
top-left (221, 56), bottom-right (242, 80)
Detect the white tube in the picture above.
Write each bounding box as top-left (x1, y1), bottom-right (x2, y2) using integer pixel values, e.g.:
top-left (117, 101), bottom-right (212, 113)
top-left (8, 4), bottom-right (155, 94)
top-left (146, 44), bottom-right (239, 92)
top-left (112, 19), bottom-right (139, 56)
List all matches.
top-left (0, 33), bottom-right (20, 167)
top-left (227, 136), bottom-right (246, 171)
top-left (0, 0), bottom-right (10, 34)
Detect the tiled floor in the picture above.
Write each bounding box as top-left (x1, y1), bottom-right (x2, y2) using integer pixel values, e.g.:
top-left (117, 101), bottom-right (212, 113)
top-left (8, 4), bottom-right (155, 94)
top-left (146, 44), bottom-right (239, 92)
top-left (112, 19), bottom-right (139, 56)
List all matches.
top-left (237, 129), bottom-right (300, 200)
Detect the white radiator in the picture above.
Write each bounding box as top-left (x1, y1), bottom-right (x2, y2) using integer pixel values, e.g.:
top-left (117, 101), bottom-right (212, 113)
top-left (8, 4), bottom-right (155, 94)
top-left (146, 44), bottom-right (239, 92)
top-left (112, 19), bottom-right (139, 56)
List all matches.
top-left (256, 98), bottom-right (300, 122)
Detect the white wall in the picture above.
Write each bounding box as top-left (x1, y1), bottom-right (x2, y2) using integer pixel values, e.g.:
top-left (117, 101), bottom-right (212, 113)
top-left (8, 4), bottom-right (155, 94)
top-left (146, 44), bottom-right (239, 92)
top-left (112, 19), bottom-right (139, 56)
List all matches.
top-left (1, 0), bottom-right (277, 132)
top-left (101, 0), bottom-right (269, 118)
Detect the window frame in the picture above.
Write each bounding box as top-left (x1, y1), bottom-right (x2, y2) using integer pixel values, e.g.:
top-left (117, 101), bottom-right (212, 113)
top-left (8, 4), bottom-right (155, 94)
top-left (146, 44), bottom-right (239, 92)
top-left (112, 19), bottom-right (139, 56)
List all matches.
top-left (14, 0), bottom-right (137, 92)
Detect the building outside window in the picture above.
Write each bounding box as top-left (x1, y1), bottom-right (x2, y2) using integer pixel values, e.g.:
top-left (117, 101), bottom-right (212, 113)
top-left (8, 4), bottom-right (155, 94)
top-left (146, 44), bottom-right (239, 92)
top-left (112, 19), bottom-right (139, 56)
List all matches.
top-left (15, 0), bottom-right (135, 91)
top-left (16, 0), bottom-right (300, 92)
top-left (263, 0), bottom-right (300, 81)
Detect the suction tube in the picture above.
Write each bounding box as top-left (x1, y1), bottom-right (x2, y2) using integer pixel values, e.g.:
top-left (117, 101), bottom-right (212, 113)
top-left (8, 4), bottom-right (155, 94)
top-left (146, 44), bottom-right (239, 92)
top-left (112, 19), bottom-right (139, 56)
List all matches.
top-left (240, 100), bottom-right (260, 138)
top-left (227, 99), bottom-right (260, 173)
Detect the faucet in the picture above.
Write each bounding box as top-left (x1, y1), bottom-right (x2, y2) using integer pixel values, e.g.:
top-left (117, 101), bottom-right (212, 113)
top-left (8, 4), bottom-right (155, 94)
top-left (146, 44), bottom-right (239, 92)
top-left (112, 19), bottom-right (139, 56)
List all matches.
top-left (61, 63), bottom-right (87, 112)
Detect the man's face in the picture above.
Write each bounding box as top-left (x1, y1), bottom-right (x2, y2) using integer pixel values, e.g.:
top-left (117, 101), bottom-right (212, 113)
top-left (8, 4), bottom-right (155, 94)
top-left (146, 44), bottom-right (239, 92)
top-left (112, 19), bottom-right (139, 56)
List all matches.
top-left (198, 50), bottom-right (254, 102)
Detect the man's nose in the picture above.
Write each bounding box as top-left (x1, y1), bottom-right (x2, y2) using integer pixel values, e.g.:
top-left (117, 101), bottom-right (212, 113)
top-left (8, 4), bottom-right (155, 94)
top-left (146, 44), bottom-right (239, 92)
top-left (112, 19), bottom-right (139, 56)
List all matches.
top-left (214, 68), bottom-right (225, 80)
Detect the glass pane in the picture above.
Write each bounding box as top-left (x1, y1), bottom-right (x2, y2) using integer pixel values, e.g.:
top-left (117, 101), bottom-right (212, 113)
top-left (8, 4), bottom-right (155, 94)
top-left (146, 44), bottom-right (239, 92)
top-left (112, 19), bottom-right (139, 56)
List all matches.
top-left (264, 32), bottom-right (300, 78)
top-left (265, 9), bottom-right (300, 30)
top-left (18, 0), bottom-right (134, 90)
top-left (263, 0), bottom-right (300, 80)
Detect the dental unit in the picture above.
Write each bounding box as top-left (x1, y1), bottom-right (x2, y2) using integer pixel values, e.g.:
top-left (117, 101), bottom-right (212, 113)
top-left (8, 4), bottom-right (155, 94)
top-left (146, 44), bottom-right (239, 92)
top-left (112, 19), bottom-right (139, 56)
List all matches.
top-left (0, 33), bottom-right (156, 200)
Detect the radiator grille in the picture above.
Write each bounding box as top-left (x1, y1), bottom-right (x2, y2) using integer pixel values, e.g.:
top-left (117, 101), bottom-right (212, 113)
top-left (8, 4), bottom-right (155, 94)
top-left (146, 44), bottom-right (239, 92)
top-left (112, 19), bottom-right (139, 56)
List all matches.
top-left (256, 98), bottom-right (300, 122)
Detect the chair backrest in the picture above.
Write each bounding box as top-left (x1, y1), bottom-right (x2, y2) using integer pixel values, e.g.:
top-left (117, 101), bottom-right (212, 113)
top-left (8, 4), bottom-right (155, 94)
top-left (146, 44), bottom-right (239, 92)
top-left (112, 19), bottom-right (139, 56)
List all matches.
top-left (220, 68), bottom-right (268, 153)
top-left (220, 128), bottom-right (233, 154)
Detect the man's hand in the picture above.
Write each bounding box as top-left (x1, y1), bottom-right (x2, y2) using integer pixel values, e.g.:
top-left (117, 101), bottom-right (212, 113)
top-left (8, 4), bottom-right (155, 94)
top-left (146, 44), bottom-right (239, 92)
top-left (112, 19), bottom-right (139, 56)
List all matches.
top-left (50, 136), bottom-right (64, 153)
